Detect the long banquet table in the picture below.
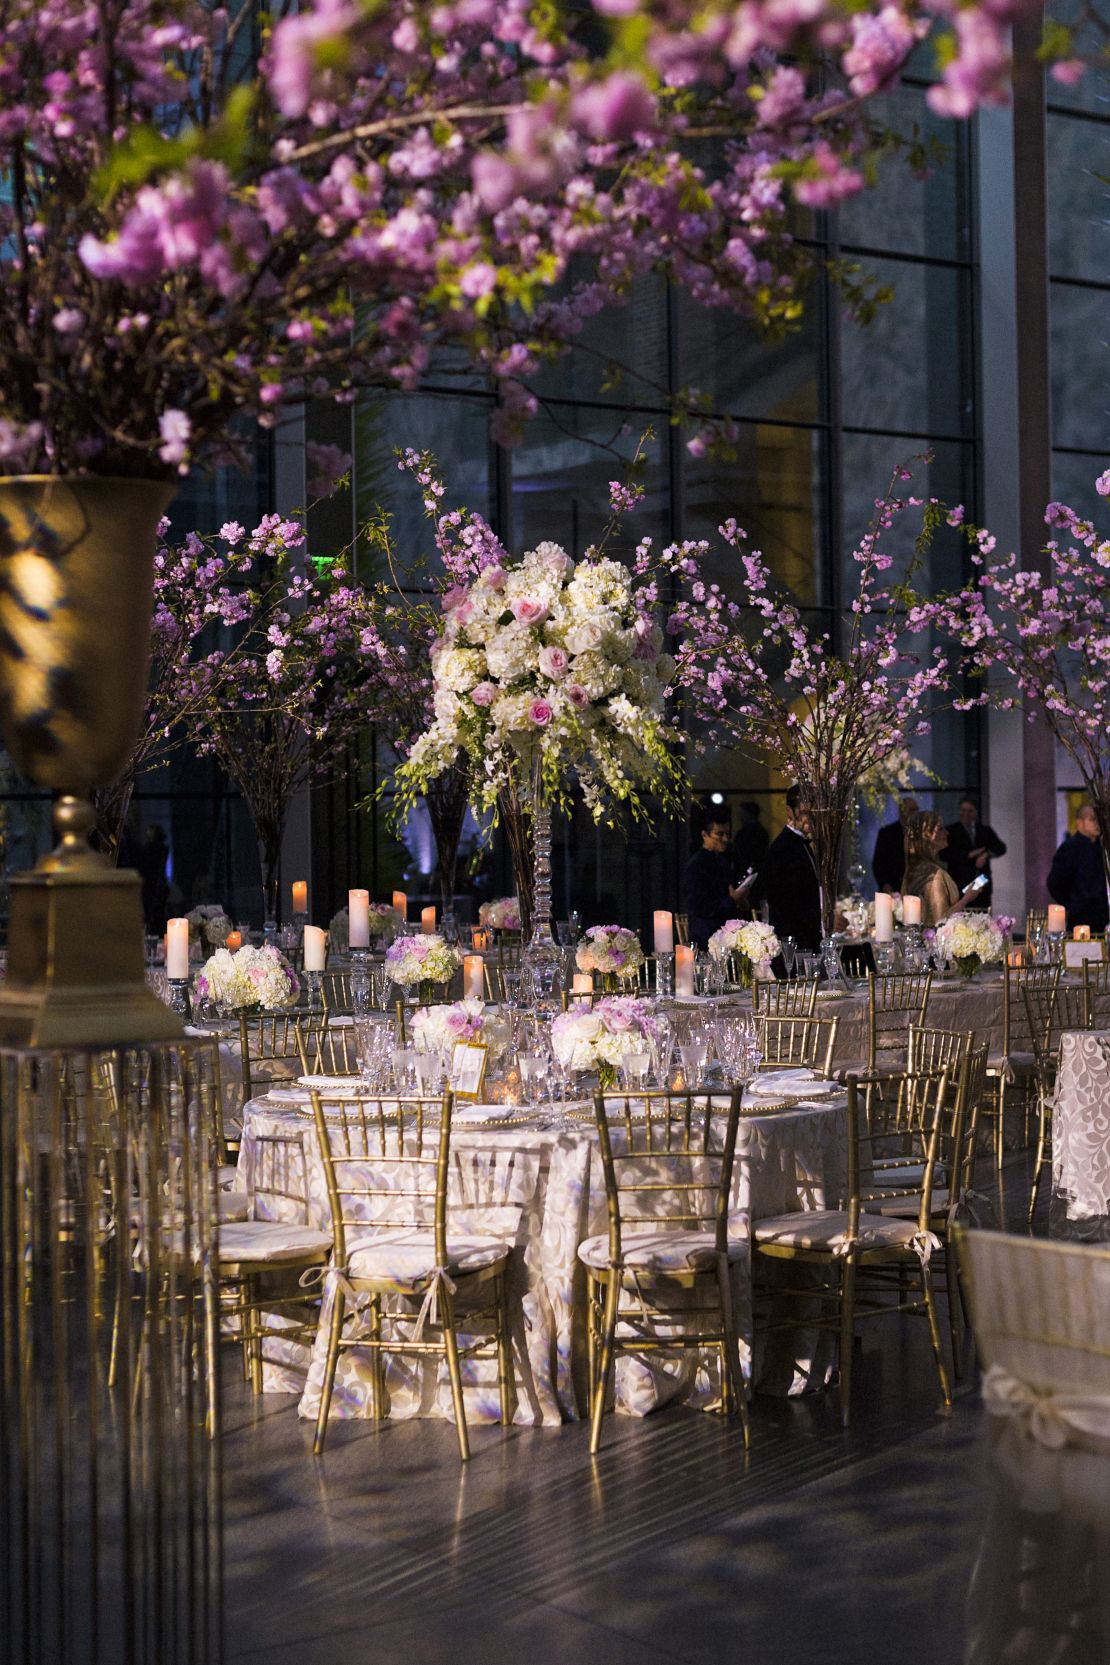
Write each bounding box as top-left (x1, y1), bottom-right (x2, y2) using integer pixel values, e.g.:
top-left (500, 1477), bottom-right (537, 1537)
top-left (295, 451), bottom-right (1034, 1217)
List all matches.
top-left (238, 1082), bottom-right (851, 1427)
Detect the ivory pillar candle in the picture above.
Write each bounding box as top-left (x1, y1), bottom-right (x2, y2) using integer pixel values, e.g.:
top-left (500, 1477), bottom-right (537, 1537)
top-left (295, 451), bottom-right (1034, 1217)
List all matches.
top-left (1075, 925), bottom-right (1091, 942)
top-left (225, 929), bottom-right (242, 951)
top-left (653, 910), bottom-right (674, 956)
top-left (873, 893), bottom-right (894, 943)
top-left (675, 946), bottom-right (695, 998)
top-left (291, 880), bottom-right (308, 915)
top-left (463, 955), bottom-right (484, 999)
top-left (901, 895), bottom-right (922, 927)
top-left (392, 890), bottom-right (407, 918)
top-left (571, 973), bottom-right (592, 998)
top-left (348, 889), bottom-right (370, 948)
top-left (421, 906), bottom-right (436, 935)
top-left (1047, 904), bottom-right (1067, 935)
top-left (166, 918), bottom-right (190, 980)
top-left (303, 925), bottom-right (326, 971)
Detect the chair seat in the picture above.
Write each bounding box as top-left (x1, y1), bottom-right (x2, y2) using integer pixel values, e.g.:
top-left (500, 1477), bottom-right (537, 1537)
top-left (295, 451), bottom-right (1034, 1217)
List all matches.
top-left (872, 1189), bottom-right (950, 1219)
top-left (346, 1228), bottom-right (511, 1289)
top-left (218, 1221), bottom-right (332, 1265)
top-left (986, 1050), bottom-right (1036, 1078)
top-left (753, 1208), bottom-right (931, 1256)
top-left (577, 1227), bottom-right (746, 1274)
top-left (218, 1189), bottom-right (251, 1223)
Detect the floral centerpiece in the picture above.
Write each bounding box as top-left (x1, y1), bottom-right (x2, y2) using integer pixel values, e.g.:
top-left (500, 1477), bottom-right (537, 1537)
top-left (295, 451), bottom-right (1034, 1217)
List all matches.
top-left (708, 920), bottom-right (781, 987)
top-left (187, 905), bottom-right (234, 950)
top-left (551, 997), bottom-right (663, 1089)
top-left (195, 944), bottom-right (299, 1012)
top-left (479, 898), bottom-right (522, 933)
top-left (575, 925), bottom-right (646, 993)
top-left (411, 999), bottom-right (511, 1069)
top-left (934, 914), bottom-right (1006, 979)
top-left (385, 934), bottom-right (462, 1007)
top-left (327, 904), bottom-right (403, 954)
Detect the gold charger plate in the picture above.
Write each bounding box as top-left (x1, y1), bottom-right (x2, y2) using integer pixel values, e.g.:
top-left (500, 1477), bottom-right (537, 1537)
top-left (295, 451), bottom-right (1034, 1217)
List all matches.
top-left (740, 1094), bottom-right (804, 1114)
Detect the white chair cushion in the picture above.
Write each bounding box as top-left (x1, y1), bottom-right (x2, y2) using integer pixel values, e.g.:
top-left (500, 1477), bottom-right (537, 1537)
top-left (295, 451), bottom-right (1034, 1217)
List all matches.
top-left (346, 1228), bottom-right (511, 1288)
top-left (218, 1221), bottom-right (332, 1264)
top-left (753, 1208), bottom-right (929, 1255)
top-left (577, 1227), bottom-right (746, 1274)
top-left (217, 1189), bottom-right (250, 1223)
top-left (873, 1190), bottom-right (950, 1218)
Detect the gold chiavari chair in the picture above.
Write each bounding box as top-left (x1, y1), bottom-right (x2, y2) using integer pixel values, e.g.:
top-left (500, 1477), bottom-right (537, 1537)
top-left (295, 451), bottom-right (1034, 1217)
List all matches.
top-left (1023, 979), bottom-right (1088, 1227)
top-left (867, 1048), bottom-right (989, 1372)
top-left (674, 913), bottom-right (690, 947)
top-left (238, 1010), bottom-right (329, 1102)
top-left (752, 977), bottom-right (819, 1018)
top-left (756, 1013), bottom-right (839, 1077)
top-left (320, 968), bottom-right (356, 1016)
top-left (1083, 956), bottom-right (1110, 1030)
top-left (906, 1023), bottom-right (974, 1078)
top-left (297, 1021), bottom-right (360, 1077)
top-left (1024, 908), bottom-right (1048, 943)
top-left (580, 1086), bottom-right (749, 1456)
top-left (754, 1068), bottom-right (954, 1425)
top-left (217, 1125), bottom-right (332, 1395)
top-left (484, 961), bottom-right (508, 1003)
top-left (982, 961), bottom-right (1059, 1169)
top-left (309, 1089), bottom-right (514, 1461)
top-left (863, 970), bottom-right (933, 1074)
top-left (635, 955), bottom-right (658, 994)
top-left (497, 933), bottom-right (523, 970)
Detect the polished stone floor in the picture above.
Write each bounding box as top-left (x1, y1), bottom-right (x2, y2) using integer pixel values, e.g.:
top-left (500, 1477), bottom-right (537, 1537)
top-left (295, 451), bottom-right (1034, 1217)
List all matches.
top-left (221, 1155), bottom-right (1070, 1665)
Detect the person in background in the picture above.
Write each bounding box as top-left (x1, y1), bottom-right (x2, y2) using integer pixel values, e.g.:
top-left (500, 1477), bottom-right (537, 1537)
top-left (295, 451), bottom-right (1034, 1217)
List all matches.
top-left (902, 811), bottom-right (977, 928)
top-left (872, 796), bottom-right (918, 894)
top-left (684, 804), bottom-right (748, 950)
top-left (1047, 803), bottom-right (1109, 933)
top-left (731, 800), bottom-right (769, 881)
top-left (943, 796), bottom-right (1006, 909)
top-left (751, 786), bottom-right (821, 952)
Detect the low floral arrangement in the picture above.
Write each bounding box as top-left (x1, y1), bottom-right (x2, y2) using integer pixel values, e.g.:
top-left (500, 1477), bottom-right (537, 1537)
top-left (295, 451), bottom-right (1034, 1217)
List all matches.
top-left (411, 999), bottom-right (511, 1066)
top-left (708, 919), bottom-right (780, 986)
top-left (479, 897), bottom-right (522, 932)
top-left (187, 905), bottom-right (234, 948)
top-left (551, 997), bottom-right (663, 1087)
top-left (575, 925), bottom-right (645, 988)
top-left (327, 903), bottom-right (403, 952)
top-left (385, 933), bottom-right (461, 999)
top-left (934, 913), bottom-right (1007, 978)
top-left (195, 944), bottom-right (299, 1011)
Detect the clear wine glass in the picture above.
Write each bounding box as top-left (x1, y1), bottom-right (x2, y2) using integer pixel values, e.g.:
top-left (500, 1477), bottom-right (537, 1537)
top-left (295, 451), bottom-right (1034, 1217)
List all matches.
top-left (620, 1049), bottom-right (651, 1093)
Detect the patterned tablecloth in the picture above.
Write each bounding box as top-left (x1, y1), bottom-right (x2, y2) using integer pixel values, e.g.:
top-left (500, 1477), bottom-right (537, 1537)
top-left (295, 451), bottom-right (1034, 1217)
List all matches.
top-left (238, 1086), bottom-right (850, 1427)
top-left (1052, 1030), bottom-right (1110, 1222)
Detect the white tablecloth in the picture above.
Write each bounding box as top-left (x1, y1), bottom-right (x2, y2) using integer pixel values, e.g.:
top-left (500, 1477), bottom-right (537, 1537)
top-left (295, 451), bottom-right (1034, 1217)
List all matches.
top-left (237, 1087), bottom-right (849, 1426)
top-left (1052, 1029), bottom-right (1110, 1221)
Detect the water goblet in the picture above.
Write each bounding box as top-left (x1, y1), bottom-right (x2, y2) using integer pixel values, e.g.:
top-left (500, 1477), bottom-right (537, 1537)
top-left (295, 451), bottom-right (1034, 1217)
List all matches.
top-left (780, 936), bottom-right (797, 976)
top-left (391, 1046), bottom-right (416, 1091)
top-left (414, 1051), bottom-right (442, 1093)
top-left (620, 1049), bottom-right (651, 1093)
top-left (678, 1042), bottom-right (706, 1087)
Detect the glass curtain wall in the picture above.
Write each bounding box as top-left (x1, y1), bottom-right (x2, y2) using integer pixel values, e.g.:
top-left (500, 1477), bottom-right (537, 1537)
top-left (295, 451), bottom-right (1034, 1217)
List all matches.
top-left (348, 73), bottom-right (980, 935)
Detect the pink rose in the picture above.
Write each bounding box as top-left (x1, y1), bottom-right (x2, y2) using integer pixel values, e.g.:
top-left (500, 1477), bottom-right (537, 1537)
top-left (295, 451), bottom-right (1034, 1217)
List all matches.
top-left (538, 645), bottom-right (569, 680)
top-left (485, 567), bottom-right (507, 589)
top-left (566, 683), bottom-right (589, 710)
top-left (471, 682), bottom-right (497, 706)
top-left (528, 698), bottom-right (553, 726)
top-left (444, 1008), bottom-right (470, 1036)
top-left (442, 585), bottom-right (469, 612)
top-left (511, 597), bottom-right (548, 626)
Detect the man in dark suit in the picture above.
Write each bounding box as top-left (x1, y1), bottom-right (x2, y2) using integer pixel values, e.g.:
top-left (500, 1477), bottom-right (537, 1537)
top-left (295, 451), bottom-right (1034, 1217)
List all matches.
top-left (1047, 803), bottom-right (1109, 933)
top-left (751, 786), bottom-right (821, 952)
top-left (942, 797), bottom-right (1006, 909)
top-left (872, 797), bottom-right (917, 894)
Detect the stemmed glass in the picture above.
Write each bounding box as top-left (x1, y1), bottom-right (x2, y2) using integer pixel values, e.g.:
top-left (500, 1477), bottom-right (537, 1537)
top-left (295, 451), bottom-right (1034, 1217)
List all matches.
top-left (619, 1049), bottom-right (651, 1093)
top-left (780, 935), bottom-right (797, 976)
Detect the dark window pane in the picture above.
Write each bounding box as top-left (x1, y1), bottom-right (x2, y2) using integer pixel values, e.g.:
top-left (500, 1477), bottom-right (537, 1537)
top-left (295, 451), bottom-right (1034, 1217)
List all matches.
top-left (530, 276), bottom-right (670, 407)
top-left (840, 433), bottom-right (973, 592)
top-left (841, 258), bottom-right (973, 438)
top-left (1050, 280), bottom-right (1110, 450)
top-left (1052, 450), bottom-right (1110, 532)
top-left (683, 424), bottom-right (827, 606)
top-left (509, 410), bottom-right (668, 557)
top-left (677, 291), bottom-right (823, 424)
top-left (837, 84), bottom-right (972, 262)
top-left (1047, 112), bottom-right (1110, 282)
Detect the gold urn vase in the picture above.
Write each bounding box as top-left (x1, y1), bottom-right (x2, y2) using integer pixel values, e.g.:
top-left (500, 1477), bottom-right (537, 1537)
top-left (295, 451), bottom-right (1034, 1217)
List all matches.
top-left (0, 476), bottom-right (184, 1045)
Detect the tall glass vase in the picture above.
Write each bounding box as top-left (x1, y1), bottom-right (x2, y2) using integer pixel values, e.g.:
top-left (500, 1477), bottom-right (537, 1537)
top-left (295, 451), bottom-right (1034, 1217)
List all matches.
top-left (259, 834), bottom-right (281, 945)
top-left (520, 755), bottom-right (563, 1002)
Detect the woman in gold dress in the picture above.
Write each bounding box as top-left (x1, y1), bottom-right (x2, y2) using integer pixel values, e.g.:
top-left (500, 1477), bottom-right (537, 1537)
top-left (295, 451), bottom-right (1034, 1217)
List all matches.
top-left (901, 810), bottom-right (975, 928)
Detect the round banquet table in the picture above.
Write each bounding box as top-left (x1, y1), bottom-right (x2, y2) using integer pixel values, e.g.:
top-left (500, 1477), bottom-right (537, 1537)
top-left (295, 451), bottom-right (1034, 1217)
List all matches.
top-left (237, 1082), bottom-right (850, 1428)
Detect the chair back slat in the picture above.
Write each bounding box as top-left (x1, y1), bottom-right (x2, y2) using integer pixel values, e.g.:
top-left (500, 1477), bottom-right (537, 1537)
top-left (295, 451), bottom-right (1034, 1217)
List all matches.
top-left (756, 1014), bottom-right (839, 1076)
top-left (907, 1023), bottom-right (974, 1078)
top-left (753, 977), bottom-right (820, 1017)
top-left (866, 971), bottom-right (933, 1069)
top-left (959, 1229), bottom-right (1110, 1393)
top-left (239, 1011), bottom-right (328, 1101)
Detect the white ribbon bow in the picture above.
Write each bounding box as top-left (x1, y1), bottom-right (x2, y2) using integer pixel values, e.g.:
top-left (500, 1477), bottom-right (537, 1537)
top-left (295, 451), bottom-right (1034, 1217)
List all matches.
top-left (982, 1363), bottom-right (1110, 1454)
top-left (411, 1265), bottom-right (458, 1342)
top-left (834, 1228), bottom-right (941, 1266)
